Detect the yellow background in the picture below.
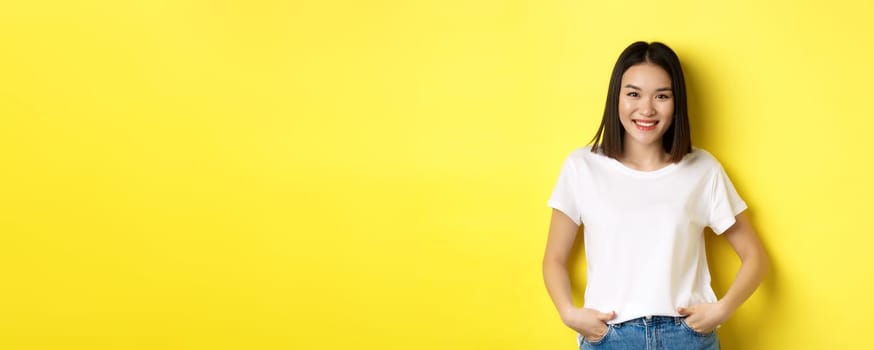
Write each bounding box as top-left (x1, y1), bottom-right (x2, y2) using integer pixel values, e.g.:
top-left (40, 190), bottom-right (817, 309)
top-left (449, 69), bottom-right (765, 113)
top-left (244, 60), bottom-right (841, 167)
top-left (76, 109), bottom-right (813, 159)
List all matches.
top-left (1, 0), bottom-right (871, 349)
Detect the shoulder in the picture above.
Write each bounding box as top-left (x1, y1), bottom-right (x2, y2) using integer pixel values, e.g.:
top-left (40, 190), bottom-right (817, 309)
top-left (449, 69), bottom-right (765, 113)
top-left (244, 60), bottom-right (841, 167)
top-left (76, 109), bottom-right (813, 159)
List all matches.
top-left (672, 147), bottom-right (731, 183)
top-left (567, 145), bottom-right (595, 159)
top-left (561, 145), bottom-right (606, 169)
top-left (685, 147), bottom-right (725, 170)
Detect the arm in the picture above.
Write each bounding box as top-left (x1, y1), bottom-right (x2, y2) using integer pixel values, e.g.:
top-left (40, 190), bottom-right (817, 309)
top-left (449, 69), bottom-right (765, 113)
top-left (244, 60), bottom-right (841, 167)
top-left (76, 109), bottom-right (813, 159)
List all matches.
top-left (542, 209), bottom-right (579, 315)
top-left (542, 209), bottom-right (615, 339)
top-left (678, 211), bottom-right (770, 332)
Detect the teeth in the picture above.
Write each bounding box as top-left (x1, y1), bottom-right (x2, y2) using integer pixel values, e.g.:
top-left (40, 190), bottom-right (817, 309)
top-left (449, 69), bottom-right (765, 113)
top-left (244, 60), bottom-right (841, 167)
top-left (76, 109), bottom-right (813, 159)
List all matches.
top-left (634, 120), bottom-right (657, 126)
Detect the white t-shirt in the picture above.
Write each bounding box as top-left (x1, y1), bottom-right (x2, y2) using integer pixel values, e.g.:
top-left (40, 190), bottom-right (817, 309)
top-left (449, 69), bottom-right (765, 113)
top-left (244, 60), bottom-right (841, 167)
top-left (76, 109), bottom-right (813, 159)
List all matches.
top-left (548, 145), bottom-right (747, 325)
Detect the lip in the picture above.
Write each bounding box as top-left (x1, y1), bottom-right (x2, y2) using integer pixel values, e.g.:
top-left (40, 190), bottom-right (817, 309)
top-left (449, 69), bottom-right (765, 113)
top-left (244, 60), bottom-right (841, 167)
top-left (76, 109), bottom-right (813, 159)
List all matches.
top-left (632, 119), bottom-right (658, 131)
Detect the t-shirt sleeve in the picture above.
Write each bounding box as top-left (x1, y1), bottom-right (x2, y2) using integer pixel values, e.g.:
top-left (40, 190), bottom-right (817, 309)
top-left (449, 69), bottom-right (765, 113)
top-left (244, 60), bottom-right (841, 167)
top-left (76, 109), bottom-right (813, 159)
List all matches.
top-left (547, 156), bottom-right (582, 226)
top-left (708, 164), bottom-right (748, 235)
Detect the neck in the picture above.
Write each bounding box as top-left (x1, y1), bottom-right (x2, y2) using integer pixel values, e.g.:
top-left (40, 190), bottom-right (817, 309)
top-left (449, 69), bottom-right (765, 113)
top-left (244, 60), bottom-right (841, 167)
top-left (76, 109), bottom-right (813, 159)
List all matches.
top-left (620, 141), bottom-right (670, 171)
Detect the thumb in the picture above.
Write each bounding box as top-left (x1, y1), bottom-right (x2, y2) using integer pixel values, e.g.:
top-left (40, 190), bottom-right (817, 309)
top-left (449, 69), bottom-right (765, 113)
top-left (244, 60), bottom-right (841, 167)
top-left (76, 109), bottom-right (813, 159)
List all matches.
top-left (598, 310), bottom-right (616, 321)
top-left (676, 307), bottom-right (690, 316)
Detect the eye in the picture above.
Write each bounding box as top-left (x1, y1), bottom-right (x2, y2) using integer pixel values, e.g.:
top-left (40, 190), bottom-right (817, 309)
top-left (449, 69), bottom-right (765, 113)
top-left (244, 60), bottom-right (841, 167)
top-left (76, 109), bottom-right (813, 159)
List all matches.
top-left (656, 94), bottom-right (672, 100)
top-left (626, 92), bottom-right (639, 97)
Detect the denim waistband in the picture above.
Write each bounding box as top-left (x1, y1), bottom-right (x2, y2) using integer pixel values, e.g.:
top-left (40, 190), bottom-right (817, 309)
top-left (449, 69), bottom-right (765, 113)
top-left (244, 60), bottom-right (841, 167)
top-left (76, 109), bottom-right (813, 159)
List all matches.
top-left (618, 315), bottom-right (685, 326)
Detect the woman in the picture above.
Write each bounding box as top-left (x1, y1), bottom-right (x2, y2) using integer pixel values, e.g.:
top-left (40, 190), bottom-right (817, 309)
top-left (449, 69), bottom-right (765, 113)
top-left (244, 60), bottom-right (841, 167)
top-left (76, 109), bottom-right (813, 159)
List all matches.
top-left (542, 41), bottom-right (769, 349)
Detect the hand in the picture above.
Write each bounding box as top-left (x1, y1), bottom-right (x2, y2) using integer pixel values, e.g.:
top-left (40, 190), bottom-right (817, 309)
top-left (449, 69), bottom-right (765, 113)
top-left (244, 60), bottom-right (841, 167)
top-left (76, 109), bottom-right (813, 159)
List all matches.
top-left (677, 303), bottom-right (729, 334)
top-left (560, 307), bottom-right (616, 341)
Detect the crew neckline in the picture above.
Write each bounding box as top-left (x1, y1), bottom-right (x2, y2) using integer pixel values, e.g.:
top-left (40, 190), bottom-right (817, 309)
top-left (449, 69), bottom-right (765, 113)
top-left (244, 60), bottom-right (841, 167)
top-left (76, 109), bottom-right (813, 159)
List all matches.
top-left (607, 157), bottom-right (678, 177)
top-left (591, 147), bottom-right (696, 178)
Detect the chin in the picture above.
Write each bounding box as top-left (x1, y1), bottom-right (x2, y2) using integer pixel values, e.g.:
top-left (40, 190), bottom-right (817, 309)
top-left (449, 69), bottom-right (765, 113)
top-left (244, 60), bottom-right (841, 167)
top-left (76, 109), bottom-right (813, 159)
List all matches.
top-left (628, 134), bottom-right (665, 147)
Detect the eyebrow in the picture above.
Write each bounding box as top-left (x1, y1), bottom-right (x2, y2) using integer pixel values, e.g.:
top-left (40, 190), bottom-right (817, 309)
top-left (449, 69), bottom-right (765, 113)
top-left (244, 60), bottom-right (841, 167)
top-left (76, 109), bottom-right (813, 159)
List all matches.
top-left (623, 84), bottom-right (673, 92)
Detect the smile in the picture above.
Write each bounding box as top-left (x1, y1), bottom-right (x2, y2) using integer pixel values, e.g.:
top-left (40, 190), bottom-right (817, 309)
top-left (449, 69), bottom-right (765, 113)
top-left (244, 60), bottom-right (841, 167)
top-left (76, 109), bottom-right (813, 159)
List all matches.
top-left (632, 119), bottom-right (658, 131)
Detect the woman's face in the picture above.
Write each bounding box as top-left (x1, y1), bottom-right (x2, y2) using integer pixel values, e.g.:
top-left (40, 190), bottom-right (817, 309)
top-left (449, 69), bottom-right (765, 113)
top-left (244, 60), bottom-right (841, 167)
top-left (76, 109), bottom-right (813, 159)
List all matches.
top-left (618, 63), bottom-right (675, 149)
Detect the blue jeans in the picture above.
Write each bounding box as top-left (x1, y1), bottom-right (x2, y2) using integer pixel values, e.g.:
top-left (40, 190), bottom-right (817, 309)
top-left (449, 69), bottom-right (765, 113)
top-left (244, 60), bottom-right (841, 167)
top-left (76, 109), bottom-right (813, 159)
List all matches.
top-left (578, 316), bottom-right (720, 350)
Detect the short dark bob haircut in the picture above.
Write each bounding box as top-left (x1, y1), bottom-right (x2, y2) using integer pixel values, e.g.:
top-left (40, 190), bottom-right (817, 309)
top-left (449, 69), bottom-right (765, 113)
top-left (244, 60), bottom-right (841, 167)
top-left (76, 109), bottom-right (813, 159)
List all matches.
top-left (590, 41), bottom-right (692, 163)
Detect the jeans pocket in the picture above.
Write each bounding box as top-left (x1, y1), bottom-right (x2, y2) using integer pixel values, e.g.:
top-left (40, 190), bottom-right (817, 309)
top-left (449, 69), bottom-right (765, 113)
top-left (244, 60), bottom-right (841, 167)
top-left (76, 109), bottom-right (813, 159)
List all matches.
top-left (582, 325), bottom-right (613, 345)
top-left (680, 318), bottom-right (715, 337)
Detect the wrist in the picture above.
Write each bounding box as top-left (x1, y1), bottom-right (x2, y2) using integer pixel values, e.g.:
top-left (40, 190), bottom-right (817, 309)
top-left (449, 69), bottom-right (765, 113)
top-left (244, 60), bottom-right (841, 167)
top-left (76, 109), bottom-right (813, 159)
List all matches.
top-left (714, 300), bottom-right (736, 321)
top-left (558, 304), bottom-right (576, 322)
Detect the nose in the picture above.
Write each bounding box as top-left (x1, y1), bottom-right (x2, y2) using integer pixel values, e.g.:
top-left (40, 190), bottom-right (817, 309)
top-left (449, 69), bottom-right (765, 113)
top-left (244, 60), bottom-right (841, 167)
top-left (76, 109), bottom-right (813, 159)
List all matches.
top-left (639, 99), bottom-right (656, 117)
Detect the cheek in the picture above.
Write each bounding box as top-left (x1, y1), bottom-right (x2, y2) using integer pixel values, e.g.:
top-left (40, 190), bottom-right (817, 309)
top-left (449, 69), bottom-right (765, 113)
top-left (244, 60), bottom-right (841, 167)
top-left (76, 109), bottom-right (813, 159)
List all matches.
top-left (659, 103), bottom-right (675, 118)
top-left (661, 105), bottom-right (675, 127)
top-left (659, 104), bottom-right (674, 120)
top-left (618, 99), bottom-right (632, 117)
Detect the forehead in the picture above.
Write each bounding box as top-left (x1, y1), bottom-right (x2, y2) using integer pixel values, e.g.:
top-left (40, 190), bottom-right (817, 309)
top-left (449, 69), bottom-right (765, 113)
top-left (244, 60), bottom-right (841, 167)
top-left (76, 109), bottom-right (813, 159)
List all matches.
top-left (621, 63), bottom-right (672, 87)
